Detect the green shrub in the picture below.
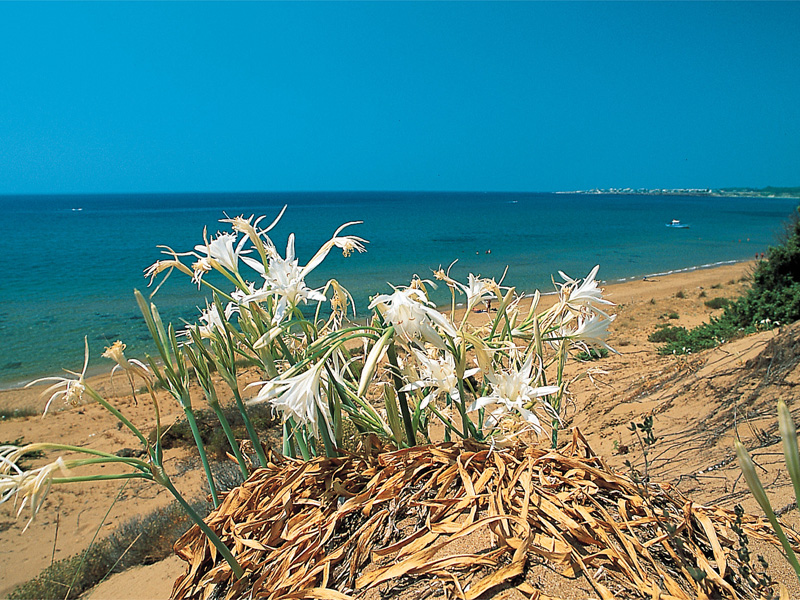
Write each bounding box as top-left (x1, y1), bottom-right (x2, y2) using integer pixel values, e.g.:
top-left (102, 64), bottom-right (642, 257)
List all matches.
top-left (675, 290), bottom-right (686, 299)
top-left (667, 312), bottom-right (680, 320)
top-left (575, 348), bottom-right (609, 361)
top-left (9, 499), bottom-right (212, 599)
top-left (648, 319), bottom-right (753, 355)
top-left (704, 297), bottom-right (730, 310)
top-left (155, 403), bottom-right (275, 460)
top-left (0, 407), bottom-right (38, 421)
top-left (648, 325), bottom-right (685, 344)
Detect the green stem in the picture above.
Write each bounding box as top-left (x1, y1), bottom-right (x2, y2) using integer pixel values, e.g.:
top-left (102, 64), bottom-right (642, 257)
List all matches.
top-left (209, 401), bottom-right (250, 480)
top-left (84, 386), bottom-right (150, 451)
top-left (160, 475), bottom-right (245, 579)
top-left (231, 387), bottom-right (268, 468)
top-left (387, 342), bottom-right (415, 447)
top-left (428, 403), bottom-right (468, 440)
top-left (316, 404), bottom-right (337, 457)
top-left (53, 473), bottom-right (152, 484)
top-left (282, 421), bottom-right (295, 458)
top-left (183, 405), bottom-right (220, 508)
top-left (291, 419), bottom-right (311, 461)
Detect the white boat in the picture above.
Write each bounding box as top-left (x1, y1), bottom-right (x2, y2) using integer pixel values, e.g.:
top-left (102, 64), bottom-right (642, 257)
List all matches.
top-left (666, 219), bottom-right (689, 229)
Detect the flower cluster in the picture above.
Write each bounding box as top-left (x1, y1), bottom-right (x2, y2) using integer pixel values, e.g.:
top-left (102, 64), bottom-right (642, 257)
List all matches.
top-left (139, 208), bottom-right (616, 451)
top-left (4, 208), bottom-right (616, 580)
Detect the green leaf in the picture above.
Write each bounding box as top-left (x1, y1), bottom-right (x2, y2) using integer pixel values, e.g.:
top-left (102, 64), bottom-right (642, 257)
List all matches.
top-left (778, 400), bottom-right (800, 514)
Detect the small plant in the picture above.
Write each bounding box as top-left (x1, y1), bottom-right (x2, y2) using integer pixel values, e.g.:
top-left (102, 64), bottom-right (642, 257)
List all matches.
top-left (731, 504), bottom-right (776, 597)
top-left (675, 290), bottom-right (686, 299)
top-left (698, 290), bottom-right (707, 298)
top-left (624, 415), bottom-right (657, 487)
top-left (704, 297), bottom-right (730, 309)
top-left (649, 298), bottom-right (657, 305)
top-left (648, 324), bottom-right (685, 343)
top-left (712, 283), bottom-right (723, 289)
top-left (0, 407), bottom-right (39, 421)
top-left (736, 400), bottom-right (800, 584)
top-left (8, 498), bottom-right (213, 600)
top-left (648, 319), bottom-right (752, 355)
top-left (667, 312), bottom-right (680, 320)
top-left (575, 347), bottom-right (608, 361)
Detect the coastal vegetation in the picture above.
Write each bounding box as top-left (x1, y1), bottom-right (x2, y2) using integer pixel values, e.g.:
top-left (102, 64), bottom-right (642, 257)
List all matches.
top-left (1, 208), bottom-right (618, 589)
top-left (3, 207), bottom-right (798, 598)
top-left (649, 206), bottom-right (800, 355)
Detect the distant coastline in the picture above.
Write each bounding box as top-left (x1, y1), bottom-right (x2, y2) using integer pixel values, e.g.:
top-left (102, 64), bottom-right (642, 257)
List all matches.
top-left (556, 185), bottom-right (800, 199)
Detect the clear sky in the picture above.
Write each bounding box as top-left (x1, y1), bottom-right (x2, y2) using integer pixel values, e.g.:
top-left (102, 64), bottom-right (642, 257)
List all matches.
top-left (0, 1), bottom-right (797, 194)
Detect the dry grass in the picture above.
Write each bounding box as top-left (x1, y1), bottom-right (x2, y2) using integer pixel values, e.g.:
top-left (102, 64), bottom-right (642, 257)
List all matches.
top-left (171, 432), bottom-right (795, 600)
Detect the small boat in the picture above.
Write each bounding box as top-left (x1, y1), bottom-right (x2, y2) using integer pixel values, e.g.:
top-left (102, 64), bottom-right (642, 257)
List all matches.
top-left (666, 219), bottom-right (689, 229)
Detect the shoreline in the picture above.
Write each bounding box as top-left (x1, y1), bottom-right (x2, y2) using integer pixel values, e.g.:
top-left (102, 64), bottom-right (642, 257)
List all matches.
top-left (2, 259), bottom-right (755, 394)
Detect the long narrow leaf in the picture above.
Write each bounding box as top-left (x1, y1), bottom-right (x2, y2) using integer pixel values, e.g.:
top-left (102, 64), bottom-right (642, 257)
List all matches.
top-left (778, 400), bottom-right (800, 514)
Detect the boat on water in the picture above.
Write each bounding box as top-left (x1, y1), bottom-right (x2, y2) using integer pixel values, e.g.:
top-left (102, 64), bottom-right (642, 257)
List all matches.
top-left (666, 219), bottom-right (689, 229)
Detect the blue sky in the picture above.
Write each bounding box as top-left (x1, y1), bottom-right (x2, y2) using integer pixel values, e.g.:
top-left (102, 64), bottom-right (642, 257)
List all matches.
top-left (0, 1), bottom-right (797, 194)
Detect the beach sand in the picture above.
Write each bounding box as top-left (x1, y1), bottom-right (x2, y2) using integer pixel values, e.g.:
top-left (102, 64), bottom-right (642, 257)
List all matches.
top-left (3, 260), bottom-right (799, 598)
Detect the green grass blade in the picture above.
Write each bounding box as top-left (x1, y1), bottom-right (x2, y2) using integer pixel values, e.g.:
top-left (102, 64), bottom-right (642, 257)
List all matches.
top-left (778, 400), bottom-right (800, 514)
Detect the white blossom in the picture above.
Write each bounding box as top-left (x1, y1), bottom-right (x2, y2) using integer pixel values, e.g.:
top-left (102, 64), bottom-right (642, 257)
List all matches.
top-left (249, 362), bottom-right (332, 440)
top-left (468, 354), bottom-right (559, 435)
top-left (369, 287), bottom-right (458, 349)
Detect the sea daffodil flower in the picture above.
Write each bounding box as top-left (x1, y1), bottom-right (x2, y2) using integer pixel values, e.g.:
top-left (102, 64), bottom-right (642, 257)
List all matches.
top-left (25, 337), bottom-right (90, 416)
top-left (195, 230), bottom-right (251, 274)
top-left (0, 448), bottom-right (71, 531)
top-left (559, 265), bottom-right (615, 316)
top-left (249, 362), bottom-right (332, 440)
top-left (369, 287), bottom-right (458, 350)
top-left (567, 313), bottom-right (617, 353)
top-left (401, 350), bottom-right (480, 409)
top-left (468, 354), bottom-right (559, 434)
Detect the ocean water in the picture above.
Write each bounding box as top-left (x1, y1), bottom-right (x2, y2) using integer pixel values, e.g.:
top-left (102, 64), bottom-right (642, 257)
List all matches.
top-left (0, 191), bottom-right (796, 388)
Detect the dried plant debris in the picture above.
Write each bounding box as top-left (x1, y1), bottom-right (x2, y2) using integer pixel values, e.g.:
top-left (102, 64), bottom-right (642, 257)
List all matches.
top-left (171, 431), bottom-right (797, 600)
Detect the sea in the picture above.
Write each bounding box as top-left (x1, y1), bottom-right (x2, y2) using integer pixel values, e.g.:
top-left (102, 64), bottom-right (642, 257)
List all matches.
top-left (0, 191), bottom-right (797, 389)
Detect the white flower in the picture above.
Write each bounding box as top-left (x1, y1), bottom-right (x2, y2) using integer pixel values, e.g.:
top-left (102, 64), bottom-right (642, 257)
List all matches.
top-left (220, 207), bottom-right (286, 252)
top-left (1, 447), bottom-right (71, 531)
top-left (401, 350), bottom-right (479, 409)
top-left (468, 354), bottom-right (559, 435)
top-left (238, 222), bottom-right (368, 325)
top-left (332, 233), bottom-right (368, 257)
top-left (102, 341), bottom-right (152, 389)
top-left (193, 302), bottom-right (236, 339)
top-left (249, 362), bottom-right (332, 440)
top-left (566, 313), bottom-right (617, 353)
top-left (559, 265), bottom-right (614, 315)
top-left (463, 273), bottom-right (496, 311)
top-left (26, 338), bottom-right (90, 416)
top-left (194, 230), bottom-right (250, 273)
top-left (369, 287), bottom-right (458, 349)
top-left (191, 257), bottom-right (213, 287)
top-left (241, 234), bottom-right (328, 324)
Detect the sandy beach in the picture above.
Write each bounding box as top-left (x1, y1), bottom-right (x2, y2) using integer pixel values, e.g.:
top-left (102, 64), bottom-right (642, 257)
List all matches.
top-left (3, 259), bottom-right (799, 599)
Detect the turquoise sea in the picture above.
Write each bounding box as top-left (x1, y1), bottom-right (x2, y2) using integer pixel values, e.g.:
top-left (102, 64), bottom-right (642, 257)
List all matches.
top-left (0, 191), bottom-right (797, 388)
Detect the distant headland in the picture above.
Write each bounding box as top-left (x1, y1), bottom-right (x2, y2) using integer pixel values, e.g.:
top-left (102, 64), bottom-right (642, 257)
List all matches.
top-left (556, 186), bottom-right (800, 199)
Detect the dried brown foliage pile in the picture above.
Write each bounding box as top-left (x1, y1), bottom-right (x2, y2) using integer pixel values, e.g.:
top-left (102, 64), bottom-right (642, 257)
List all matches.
top-left (172, 431), bottom-right (794, 600)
